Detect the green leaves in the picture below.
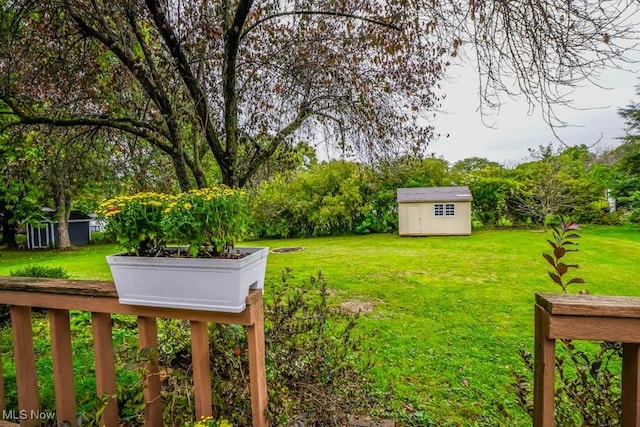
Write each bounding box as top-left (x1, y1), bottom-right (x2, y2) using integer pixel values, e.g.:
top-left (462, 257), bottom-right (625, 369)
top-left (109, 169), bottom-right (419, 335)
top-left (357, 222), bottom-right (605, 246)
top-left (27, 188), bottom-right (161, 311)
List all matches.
top-left (99, 187), bottom-right (249, 257)
top-left (543, 217), bottom-right (584, 293)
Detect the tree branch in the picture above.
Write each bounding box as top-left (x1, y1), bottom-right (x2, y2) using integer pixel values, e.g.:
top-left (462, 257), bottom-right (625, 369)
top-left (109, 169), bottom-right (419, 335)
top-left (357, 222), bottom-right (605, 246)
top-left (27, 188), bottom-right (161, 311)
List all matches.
top-left (143, 0), bottom-right (225, 168)
top-left (0, 97), bottom-right (175, 156)
top-left (238, 105), bottom-right (311, 187)
top-left (240, 10), bottom-right (401, 42)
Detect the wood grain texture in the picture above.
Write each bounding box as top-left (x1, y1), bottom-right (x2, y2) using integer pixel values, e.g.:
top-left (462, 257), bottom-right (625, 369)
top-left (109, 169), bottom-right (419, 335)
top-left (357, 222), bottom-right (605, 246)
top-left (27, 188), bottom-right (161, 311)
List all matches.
top-left (0, 287), bottom-right (259, 325)
top-left (0, 278), bottom-right (268, 426)
top-left (10, 306), bottom-right (39, 427)
top-left (190, 321), bottom-right (212, 418)
top-left (0, 277), bottom-right (117, 297)
top-left (138, 316), bottom-right (162, 427)
top-left (247, 297), bottom-right (268, 427)
top-left (0, 345), bottom-right (5, 411)
top-left (537, 293), bottom-right (640, 318)
top-left (547, 315), bottom-right (640, 342)
top-left (533, 305), bottom-right (555, 427)
top-left (49, 309), bottom-right (77, 425)
top-left (91, 312), bottom-right (118, 427)
top-left (622, 343), bottom-right (640, 427)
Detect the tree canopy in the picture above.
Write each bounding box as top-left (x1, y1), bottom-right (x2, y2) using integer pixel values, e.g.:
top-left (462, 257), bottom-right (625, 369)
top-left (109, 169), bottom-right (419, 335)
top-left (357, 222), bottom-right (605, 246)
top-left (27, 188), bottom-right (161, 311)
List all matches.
top-left (1, 0), bottom-right (638, 189)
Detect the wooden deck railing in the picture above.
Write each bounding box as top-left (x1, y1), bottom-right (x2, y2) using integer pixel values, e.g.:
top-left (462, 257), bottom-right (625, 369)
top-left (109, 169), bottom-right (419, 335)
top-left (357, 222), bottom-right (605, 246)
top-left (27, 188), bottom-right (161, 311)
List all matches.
top-left (0, 277), bottom-right (268, 427)
top-left (535, 293), bottom-right (640, 427)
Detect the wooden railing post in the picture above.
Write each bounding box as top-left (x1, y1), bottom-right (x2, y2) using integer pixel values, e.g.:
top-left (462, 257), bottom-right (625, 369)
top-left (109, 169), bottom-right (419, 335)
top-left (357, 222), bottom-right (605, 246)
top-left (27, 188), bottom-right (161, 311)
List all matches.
top-left (533, 304), bottom-right (555, 427)
top-left (49, 309), bottom-right (77, 425)
top-left (10, 306), bottom-right (39, 427)
top-left (535, 293), bottom-right (640, 427)
top-left (247, 296), bottom-right (268, 427)
top-left (91, 312), bottom-right (118, 427)
top-left (138, 316), bottom-right (162, 426)
top-left (190, 321), bottom-right (213, 419)
top-left (622, 343), bottom-right (640, 427)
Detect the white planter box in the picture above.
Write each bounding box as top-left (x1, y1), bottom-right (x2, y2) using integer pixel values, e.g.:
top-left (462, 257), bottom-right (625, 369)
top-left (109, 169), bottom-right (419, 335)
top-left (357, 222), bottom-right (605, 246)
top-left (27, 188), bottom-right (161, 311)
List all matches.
top-left (106, 246), bottom-right (268, 313)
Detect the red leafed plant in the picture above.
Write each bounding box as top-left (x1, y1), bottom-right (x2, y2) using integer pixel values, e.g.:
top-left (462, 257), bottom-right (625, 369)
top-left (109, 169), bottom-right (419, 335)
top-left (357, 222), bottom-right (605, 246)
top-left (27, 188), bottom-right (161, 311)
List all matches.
top-left (542, 218), bottom-right (585, 294)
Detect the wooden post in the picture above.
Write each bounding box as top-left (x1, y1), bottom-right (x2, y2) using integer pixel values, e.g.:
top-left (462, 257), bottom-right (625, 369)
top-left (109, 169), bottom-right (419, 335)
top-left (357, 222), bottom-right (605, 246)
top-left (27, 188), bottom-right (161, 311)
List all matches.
top-left (10, 306), bottom-right (39, 427)
top-left (622, 343), bottom-right (640, 427)
top-left (533, 304), bottom-right (555, 427)
top-left (49, 309), bottom-right (77, 425)
top-left (247, 297), bottom-right (268, 427)
top-left (91, 312), bottom-right (118, 427)
top-left (138, 316), bottom-right (162, 426)
top-left (190, 321), bottom-right (213, 419)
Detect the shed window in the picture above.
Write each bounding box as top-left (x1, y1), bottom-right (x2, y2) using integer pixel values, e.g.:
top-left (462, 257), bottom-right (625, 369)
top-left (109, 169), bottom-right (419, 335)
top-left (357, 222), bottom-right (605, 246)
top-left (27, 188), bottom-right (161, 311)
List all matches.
top-left (445, 203), bottom-right (455, 216)
top-left (434, 203), bottom-right (455, 217)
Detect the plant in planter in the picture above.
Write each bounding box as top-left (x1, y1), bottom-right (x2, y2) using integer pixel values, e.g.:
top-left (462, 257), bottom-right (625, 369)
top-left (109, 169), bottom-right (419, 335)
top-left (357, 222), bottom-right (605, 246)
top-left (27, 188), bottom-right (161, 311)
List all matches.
top-left (101, 192), bottom-right (170, 256)
top-left (99, 186), bottom-right (268, 313)
top-left (160, 187), bottom-right (249, 258)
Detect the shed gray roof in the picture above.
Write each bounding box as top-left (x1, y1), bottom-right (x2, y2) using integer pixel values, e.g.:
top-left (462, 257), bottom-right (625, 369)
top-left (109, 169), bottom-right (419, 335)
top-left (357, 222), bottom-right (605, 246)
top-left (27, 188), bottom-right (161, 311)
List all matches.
top-left (397, 186), bottom-right (473, 202)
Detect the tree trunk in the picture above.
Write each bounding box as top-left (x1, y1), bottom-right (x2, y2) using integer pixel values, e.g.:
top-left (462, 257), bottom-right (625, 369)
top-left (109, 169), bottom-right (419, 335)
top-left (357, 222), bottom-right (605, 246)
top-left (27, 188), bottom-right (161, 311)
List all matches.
top-left (1, 208), bottom-right (18, 249)
top-left (171, 154), bottom-right (194, 192)
top-left (56, 188), bottom-right (72, 249)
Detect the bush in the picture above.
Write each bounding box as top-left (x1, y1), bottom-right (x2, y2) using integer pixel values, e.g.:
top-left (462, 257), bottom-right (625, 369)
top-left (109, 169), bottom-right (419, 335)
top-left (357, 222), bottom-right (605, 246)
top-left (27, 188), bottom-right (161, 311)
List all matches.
top-left (9, 265), bottom-right (70, 279)
top-left (15, 234), bottom-right (27, 246)
top-left (250, 161), bottom-right (370, 238)
top-left (77, 270), bottom-right (384, 426)
top-left (90, 231), bottom-right (118, 244)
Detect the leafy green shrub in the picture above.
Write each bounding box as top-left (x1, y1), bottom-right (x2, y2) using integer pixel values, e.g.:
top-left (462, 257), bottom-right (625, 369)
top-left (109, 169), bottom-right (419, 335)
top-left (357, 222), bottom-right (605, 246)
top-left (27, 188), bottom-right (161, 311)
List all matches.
top-left (15, 234), bottom-right (27, 246)
top-left (250, 161), bottom-right (370, 238)
top-left (90, 230), bottom-right (118, 244)
top-left (100, 187), bottom-right (248, 257)
top-left (9, 264), bottom-right (70, 279)
top-left (90, 231), bottom-right (106, 243)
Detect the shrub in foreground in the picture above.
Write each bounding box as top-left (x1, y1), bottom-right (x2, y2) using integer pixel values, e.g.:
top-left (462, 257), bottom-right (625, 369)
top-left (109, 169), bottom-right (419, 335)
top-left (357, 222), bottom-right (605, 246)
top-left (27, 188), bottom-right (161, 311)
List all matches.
top-left (54, 270), bottom-right (383, 426)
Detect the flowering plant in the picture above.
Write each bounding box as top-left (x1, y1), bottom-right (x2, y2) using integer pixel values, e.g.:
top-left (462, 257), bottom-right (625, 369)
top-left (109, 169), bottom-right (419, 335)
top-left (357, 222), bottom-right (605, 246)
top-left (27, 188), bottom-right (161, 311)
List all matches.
top-left (99, 192), bottom-right (169, 256)
top-left (99, 186), bottom-right (249, 257)
top-left (162, 187), bottom-right (249, 257)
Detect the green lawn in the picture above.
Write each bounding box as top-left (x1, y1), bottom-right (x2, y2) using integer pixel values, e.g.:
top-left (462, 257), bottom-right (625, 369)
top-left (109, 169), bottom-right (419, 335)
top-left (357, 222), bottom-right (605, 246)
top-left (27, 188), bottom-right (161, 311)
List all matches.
top-left (1, 225), bottom-right (639, 425)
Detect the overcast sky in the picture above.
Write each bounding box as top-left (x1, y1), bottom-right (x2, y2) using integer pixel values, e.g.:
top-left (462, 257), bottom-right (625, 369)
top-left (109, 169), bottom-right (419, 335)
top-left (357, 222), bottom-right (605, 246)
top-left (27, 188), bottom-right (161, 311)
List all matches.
top-left (427, 61), bottom-right (639, 166)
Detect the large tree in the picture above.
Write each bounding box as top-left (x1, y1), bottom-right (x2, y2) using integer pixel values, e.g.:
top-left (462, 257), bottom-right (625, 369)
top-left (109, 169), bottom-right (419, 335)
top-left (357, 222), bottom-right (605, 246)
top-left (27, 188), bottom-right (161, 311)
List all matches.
top-left (1, 0), bottom-right (637, 189)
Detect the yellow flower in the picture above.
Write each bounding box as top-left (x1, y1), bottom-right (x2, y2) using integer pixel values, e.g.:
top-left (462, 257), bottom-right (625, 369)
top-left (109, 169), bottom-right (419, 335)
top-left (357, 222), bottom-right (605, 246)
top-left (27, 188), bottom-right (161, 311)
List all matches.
top-left (184, 202), bottom-right (193, 210)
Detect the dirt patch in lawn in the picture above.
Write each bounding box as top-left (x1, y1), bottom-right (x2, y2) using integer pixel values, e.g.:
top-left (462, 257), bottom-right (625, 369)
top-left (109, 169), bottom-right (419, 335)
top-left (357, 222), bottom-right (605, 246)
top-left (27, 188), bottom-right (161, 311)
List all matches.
top-left (271, 246), bottom-right (306, 254)
top-left (340, 300), bottom-right (375, 315)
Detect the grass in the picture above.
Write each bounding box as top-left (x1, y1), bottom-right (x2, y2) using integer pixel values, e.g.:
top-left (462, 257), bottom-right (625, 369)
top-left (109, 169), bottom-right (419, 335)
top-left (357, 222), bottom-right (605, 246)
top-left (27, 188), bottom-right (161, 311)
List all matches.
top-left (1, 225), bottom-right (640, 425)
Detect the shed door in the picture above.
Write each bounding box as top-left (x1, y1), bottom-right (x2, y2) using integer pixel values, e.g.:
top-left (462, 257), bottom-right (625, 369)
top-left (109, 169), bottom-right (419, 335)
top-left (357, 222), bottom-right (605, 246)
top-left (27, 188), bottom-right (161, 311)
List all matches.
top-left (406, 205), bottom-right (423, 234)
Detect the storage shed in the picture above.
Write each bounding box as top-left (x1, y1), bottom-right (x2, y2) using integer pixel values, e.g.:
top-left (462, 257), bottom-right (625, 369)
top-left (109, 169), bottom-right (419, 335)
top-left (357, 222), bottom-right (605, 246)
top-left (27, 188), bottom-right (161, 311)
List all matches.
top-left (397, 186), bottom-right (473, 236)
top-left (27, 209), bottom-right (92, 249)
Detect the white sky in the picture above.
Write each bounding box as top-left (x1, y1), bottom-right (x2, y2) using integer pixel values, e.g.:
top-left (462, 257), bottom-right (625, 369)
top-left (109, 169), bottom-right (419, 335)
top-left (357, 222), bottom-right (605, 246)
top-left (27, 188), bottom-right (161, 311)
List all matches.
top-left (428, 61), bottom-right (639, 166)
